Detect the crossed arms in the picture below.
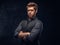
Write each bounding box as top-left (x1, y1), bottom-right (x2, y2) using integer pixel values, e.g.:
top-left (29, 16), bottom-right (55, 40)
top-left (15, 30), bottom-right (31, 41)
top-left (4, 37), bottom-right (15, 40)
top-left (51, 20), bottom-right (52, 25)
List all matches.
top-left (14, 21), bottom-right (43, 41)
top-left (18, 31), bottom-right (30, 39)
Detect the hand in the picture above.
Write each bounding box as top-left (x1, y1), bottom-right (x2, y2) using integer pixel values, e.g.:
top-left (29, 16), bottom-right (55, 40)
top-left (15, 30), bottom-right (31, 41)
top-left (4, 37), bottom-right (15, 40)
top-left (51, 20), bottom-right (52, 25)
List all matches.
top-left (25, 32), bottom-right (30, 35)
top-left (23, 32), bottom-right (30, 39)
top-left (18, 31), bottom-right (30, 38)
top-left (18, 31), bottom-right (24, 38)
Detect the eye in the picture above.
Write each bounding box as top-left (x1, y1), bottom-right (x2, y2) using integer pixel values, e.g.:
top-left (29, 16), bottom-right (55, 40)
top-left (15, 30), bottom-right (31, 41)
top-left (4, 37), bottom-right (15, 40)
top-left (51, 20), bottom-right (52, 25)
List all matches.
top-left (27, 9), bottom-right (34, 11)
top-left (31, 10), bottom-right (33, 11)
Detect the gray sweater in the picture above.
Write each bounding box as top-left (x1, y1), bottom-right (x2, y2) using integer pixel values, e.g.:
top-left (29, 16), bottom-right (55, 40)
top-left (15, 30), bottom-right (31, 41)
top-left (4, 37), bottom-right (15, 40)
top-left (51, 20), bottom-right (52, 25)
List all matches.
top-left (14, 17), bottom-right (43, 45)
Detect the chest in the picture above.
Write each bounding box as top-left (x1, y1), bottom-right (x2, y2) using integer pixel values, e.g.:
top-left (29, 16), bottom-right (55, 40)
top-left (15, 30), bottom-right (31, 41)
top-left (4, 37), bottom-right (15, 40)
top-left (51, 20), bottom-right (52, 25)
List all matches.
top-left (21, 20), bottom-right (36, 32)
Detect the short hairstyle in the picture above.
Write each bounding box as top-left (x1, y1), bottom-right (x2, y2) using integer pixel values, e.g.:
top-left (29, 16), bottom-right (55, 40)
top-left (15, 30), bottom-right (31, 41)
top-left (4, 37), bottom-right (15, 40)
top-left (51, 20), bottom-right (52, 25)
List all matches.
top-left (26, 2), bottom-right (38, 11)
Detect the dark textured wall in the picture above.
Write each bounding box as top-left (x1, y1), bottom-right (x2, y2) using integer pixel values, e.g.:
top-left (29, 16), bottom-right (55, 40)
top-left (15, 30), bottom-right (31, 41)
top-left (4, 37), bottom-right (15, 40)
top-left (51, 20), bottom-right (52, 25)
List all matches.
top-left (0, 0), bottom-right (55, 45)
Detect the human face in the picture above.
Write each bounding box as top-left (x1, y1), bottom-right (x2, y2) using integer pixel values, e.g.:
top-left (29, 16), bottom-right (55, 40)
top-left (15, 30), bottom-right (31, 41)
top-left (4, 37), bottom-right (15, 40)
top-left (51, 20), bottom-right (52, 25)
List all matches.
top-left (27, 7), bottom-right (37, 18)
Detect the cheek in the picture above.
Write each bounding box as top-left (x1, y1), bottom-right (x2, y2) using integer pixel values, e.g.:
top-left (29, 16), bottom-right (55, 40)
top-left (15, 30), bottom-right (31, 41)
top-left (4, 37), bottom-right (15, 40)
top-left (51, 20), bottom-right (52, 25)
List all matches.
top-left (31, 11), bottom-right (35, 14)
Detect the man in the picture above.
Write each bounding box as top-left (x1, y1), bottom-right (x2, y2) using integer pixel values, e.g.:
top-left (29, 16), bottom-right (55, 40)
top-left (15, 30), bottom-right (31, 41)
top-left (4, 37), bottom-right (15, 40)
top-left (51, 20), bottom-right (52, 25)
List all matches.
top-left (14, 2), bottom-right (43, 45)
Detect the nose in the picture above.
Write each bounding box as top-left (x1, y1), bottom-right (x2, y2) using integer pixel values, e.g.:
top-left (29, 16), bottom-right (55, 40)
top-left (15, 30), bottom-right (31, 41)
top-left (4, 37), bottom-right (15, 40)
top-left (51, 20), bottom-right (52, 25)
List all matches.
top-left (29, 11), bottom-right (32, 13)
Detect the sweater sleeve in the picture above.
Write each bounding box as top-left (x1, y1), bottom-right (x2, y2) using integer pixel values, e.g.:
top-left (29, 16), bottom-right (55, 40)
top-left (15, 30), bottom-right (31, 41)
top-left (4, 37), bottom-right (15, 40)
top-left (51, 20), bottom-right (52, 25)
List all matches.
top-left (14, 21), bottom-right (23, 38)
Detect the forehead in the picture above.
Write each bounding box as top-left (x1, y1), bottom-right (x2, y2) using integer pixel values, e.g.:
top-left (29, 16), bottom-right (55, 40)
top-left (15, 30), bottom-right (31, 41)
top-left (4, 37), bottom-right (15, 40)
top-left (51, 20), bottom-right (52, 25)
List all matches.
top-left (27, 7), bottom-right (34, 10)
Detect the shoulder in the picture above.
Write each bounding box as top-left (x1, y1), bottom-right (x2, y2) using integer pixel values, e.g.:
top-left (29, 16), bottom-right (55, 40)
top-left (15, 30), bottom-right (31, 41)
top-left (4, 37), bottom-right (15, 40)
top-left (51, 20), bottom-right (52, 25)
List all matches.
top-left (19, 19), bottom-right (27, 25)
top-left (20, 19), bottom-right (27, 23)
top-left (36, 18), bottom-right (43, 25)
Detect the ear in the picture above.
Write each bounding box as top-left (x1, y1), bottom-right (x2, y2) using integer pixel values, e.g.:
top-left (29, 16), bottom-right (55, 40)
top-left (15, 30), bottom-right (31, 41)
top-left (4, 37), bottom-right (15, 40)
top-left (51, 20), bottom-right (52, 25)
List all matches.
top-left (36, 10), bottom-right (38, 14)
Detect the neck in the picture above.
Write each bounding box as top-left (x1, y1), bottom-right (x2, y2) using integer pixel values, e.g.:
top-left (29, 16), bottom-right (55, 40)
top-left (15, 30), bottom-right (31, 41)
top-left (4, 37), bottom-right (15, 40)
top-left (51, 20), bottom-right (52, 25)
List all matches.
top-left (28, 16), bottom-right (36, 21)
